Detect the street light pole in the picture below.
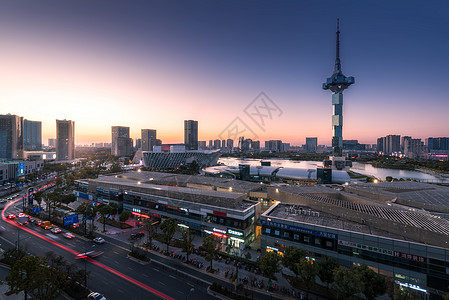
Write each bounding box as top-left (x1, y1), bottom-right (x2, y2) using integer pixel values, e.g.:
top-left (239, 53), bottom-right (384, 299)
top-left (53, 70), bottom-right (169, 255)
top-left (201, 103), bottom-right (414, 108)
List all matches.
top-left (185, 288), bottom-right (194, 300)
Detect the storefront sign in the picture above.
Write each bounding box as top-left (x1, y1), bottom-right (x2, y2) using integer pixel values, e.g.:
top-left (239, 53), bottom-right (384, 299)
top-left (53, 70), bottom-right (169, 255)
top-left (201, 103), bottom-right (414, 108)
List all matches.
top-left (261, 220), bottom-right (338, 240)
top-left (338, 240), bottom-right (427, 263)
top-left (227, 229), bottom-right (244, 237)
top-left (213, 228), bottom-right (227, 234)
top-left (267, 246), bottom-right (279, 251)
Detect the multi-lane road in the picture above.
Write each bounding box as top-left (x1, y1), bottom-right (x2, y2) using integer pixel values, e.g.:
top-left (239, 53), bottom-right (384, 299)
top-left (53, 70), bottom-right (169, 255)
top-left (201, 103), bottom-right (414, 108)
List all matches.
top-left (0, 190), bottom-right (215, 300)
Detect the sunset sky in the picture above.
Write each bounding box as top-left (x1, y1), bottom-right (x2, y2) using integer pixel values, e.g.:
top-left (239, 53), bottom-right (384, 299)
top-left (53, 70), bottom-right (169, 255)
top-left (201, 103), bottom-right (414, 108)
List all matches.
top-left (1, 1), bottom-right (448, 146)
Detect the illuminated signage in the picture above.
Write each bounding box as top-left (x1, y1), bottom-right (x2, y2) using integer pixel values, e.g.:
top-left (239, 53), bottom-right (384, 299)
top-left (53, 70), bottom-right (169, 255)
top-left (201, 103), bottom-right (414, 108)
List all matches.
top-left (267, 246), bottom-right (279, 251)
top-left (213, 228), bottom-right (227, 234)
top-left (230, 237), bottom-right (244, 242)
top-left (132, 208), bottom-right (141, 213)
top-left (212, 232), bottom-right (228, 239)
top-left (227, 229), bottom-right (244, 237)
top-left (396, 281), bottom-right (427, 293)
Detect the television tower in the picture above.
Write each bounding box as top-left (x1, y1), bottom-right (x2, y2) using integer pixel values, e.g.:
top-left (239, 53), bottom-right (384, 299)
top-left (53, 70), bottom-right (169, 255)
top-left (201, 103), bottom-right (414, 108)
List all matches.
top-left (323, 19), bottom-right (355, 158)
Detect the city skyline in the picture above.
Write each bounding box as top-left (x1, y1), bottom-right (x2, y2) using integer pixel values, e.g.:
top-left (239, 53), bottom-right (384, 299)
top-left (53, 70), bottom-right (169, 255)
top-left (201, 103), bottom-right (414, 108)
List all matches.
top-left (1, 1), bottom-right (448, 145)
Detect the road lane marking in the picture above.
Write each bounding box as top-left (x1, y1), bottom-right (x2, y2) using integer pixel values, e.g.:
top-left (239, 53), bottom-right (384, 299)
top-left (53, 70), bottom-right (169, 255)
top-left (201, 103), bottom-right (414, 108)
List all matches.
top-left (158, 281), bottom-right (166, 286)
top-left (169, 275), bottom-right (176, 279)
top-left (128, 267), bottom-right (134, 271)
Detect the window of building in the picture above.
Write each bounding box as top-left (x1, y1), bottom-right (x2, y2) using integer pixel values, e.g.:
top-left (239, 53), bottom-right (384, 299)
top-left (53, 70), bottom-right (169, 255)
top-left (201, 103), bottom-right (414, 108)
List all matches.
top-left (294, 234), bottom-right (300, 240)
top-left (284, 232), bottom-right (290, 238)
top-left (326, 240), bottom-right (333, 248)
top-left (266, 228), bottom-right (271, 234)
top-left (315, 237), bottom-right (321, 245)
top-left (274, 230), bottom-right (280, 236)
top-left (304, 236), bottom-right (310, 243)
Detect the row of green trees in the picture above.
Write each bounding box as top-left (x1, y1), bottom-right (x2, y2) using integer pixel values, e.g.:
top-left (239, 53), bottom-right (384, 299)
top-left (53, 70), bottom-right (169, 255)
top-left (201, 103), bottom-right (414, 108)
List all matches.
top-left (142, 218), bottom-right (221, 271)
top-left (3, 248), bottom-right (88, 300)
top-left (259, 249), bottom-right (387, 300)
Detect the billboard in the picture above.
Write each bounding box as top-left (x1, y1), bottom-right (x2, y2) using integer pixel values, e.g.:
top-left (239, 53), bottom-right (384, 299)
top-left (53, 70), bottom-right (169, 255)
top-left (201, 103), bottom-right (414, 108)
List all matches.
top-left (63, 214), bottom-right (79, 226)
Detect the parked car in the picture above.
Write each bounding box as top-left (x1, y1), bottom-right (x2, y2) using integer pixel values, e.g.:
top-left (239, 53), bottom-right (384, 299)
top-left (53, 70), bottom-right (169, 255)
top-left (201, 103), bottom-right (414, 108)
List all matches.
top-left (72, 223), bottom-right (79, 229)
top-left (7, 214), bottom-right (16, 219)
top-left (130, 232), bottom-right (145, 239)
top-left (93, 237), bottom-right (105, 244)
top-left (87, 292), bottom-right (106, 300)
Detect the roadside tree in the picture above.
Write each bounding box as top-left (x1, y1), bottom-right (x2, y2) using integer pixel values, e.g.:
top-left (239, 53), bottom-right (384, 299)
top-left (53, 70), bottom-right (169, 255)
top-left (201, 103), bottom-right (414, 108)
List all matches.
top-left (354, 264), bottom-right (386, 300)
top-left (259, 251), bottom-right (281, 279)
top-left (202, 234), bottom-right (219, 271)
top-left (180, 228), bottom-right (195, 262)
top-left (160, 218), bottom-right (178, 253)
top-left (98, 203), bottom-right (118, 232)
top-left (282, 247), bottom-right (305, 277)
top-left (333, 266), bottom-right (362, 300)
top-left (297, 258), bottom-right (317, 299)
top-left (316, 255), bottom-right (339, 288)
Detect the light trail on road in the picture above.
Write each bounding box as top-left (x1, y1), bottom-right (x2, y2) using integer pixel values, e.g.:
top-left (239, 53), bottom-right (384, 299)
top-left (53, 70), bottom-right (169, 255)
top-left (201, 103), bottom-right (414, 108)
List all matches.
top-left (1, 186), bottom-right (175, 300)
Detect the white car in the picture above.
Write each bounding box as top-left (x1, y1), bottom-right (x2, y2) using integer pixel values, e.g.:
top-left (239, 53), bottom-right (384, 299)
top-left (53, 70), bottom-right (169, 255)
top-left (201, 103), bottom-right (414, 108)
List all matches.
top-left (93, 237), bottom-right (105, 244)
top-left (87, 292), bottom-right (106, 300)
top-left (51, 227), bottom-right (62, 234)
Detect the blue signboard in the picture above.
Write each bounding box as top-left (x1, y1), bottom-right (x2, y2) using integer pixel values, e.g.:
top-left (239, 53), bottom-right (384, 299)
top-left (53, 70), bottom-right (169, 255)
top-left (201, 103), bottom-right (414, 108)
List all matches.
top-left (63, 214), bottom-right (79, 226)
top-left (32, 207), bottom-right (43, 213)
top-left (261, 219), bottom-right (338, 240)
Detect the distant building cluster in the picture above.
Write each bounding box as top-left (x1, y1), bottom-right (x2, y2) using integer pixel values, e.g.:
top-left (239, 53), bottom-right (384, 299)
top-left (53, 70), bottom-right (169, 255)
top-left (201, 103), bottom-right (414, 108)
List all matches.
top-left (376, 134), bottom-right (449, 160)
top-left (0, 114), bottom-right (72, 162)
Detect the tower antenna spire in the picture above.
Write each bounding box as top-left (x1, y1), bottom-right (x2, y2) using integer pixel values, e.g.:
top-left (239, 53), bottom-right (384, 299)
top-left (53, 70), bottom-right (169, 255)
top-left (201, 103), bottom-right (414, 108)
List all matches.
top-left (323, 18), bottom-right (355, 161)
top-left (334, 18), bottom-right (341, 74)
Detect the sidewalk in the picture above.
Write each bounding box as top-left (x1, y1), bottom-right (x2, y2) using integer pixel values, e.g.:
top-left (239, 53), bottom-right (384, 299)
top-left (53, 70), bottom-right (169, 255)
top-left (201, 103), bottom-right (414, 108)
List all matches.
top-left (93, 217), bottom-right (318, 300)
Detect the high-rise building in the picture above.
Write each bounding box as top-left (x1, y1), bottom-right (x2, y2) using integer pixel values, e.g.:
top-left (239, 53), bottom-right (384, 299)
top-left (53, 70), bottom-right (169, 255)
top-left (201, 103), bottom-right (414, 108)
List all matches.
top-left (208, 140), bottom-right (213, 149)
top-left (306, 137), bottom-right (318, 152)
top-left (48, 138), bottom-right (56, 148)
top-left (198, 141), bottom-right (207, 150)
top-left (322, 19), bottom-right (355, 157)
top-left (213, 139), bottom-right (221, 149)
top-left (426, 137), bottom-right (449, 151)
top-left (281, 143), bottom-right (290, 152)
top-left (141, 129), bottom-right (157, 151)
top-left (111, 126), bottom-right (132, 156)
top-left (385, 135), bottom-right (401, 154)
top-left (404, 138), bottom-right (426, 159)
top-left (226, 139), bottom-right (234, 151)
top-left (135, 138), bottom-right (142, 150)
top-left (251, 140), bottom-right (260, 151)
top-left (401, 136), bottom-right (412, 152)
top-left (56, 119), bottom-right (75, 161)
top-left (184, 120), bottom-right (198, 150)
top-left (377, 135), bottom-right (400, 154)
top-left (23, 119), bottom-right (42, 151)
top-left (0, 114), bottom-right (23, 160)
top-left (265, 140), bottom-right (283, 152)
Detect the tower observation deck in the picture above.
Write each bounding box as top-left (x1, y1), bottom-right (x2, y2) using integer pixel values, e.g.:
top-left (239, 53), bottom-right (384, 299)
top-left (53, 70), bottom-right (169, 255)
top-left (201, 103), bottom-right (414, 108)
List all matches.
top-left (323, 19), bottom-right (355, 157)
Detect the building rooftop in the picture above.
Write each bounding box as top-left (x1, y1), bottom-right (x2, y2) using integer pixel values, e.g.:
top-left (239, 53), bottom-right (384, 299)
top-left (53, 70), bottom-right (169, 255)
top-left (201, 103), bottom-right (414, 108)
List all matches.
top-left (119, 171), bottom-right (266, 193)
top-left (267, 184), bottom-right (449, 248)
top-left (82, 172), bottom-right (259, 210)
top-left (266, 202), bottom-right (405, 240)
top-left (349, 181), bottom-right (449, 213)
